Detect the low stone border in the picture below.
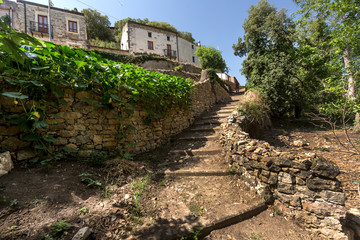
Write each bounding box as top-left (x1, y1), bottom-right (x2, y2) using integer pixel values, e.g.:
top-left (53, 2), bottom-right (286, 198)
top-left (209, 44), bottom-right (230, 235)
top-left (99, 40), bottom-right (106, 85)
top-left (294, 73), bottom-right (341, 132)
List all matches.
top-left (219, 107), bottom-right (348, 239)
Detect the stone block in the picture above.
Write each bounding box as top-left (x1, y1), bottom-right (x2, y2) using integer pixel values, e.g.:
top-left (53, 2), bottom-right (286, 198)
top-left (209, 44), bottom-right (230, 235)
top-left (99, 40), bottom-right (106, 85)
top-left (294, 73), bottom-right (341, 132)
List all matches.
top-left (278, 172), bottom-right (295, 184)
top-left (1, 137), bottom-right (31, 151)
top-left (320, 190), bottom-right (345, 205)
top-left (57, 112), bottom-right (82, 120)
top-left (59, 130), bottom-right (78, 138)
top-left (17, 150), bottom-right (37, 161)
top-left (278, 184), bottom-right (296, 194)
top-left (0, 126), bottom-right (22, 136)
top-left (302, 200), bottom-right (346, 217)
top-left (306, 177), bottom-right (342, 192)
top-left (0, 151), bottom-right (13, 177)
top-left (311, 157), bottom-right (340, 179)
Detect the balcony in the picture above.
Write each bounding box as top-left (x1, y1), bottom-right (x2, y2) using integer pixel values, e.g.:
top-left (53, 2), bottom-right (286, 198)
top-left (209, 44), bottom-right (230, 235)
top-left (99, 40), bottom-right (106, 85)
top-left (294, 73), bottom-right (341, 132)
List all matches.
top-left (30, 21), bottom-right (53, 37)
top-left (163, 49), bottom-right (177, 59)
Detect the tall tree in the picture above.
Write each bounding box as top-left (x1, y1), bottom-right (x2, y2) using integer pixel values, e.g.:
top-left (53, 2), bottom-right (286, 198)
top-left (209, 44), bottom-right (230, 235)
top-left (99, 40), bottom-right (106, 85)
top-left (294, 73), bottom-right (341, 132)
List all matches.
top-left (294, 0), bottom-right (360, 129)
top-left (82, 8), bottom-right (114, 41)
top-left (233, 0), bottom-right (300, 116)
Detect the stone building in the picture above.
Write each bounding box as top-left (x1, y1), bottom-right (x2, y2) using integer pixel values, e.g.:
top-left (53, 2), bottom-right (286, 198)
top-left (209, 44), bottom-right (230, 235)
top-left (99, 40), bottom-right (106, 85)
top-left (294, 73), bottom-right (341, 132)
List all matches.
top-left (121, 21), bottom-right (200, 66)
top-left (0, 0), bottom-right (87, 48)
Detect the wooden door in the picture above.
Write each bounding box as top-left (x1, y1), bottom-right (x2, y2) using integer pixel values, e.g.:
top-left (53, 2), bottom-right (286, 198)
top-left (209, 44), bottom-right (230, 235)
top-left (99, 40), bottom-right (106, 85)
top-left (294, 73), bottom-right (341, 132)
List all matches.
top-left (38, 15), bottom-right (48, 33)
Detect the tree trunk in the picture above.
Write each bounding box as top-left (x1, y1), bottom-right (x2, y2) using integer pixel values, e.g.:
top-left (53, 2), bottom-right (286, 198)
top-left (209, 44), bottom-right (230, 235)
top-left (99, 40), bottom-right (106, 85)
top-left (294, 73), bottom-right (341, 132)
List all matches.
top-left (343, 47), bottom-right (360, 132)
top-left (343, 47), bottom-right (356, 99)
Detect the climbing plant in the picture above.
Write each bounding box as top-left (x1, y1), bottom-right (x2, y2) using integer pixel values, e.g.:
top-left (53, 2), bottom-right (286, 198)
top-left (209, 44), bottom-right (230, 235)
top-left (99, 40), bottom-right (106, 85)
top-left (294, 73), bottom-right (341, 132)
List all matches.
top-left (0, 22), bottom-right (193, 162)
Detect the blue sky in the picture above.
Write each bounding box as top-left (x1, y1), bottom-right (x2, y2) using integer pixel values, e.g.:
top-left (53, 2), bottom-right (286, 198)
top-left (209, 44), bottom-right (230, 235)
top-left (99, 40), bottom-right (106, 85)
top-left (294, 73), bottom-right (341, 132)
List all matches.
top-left (34, 0), bottom-right (299, 85)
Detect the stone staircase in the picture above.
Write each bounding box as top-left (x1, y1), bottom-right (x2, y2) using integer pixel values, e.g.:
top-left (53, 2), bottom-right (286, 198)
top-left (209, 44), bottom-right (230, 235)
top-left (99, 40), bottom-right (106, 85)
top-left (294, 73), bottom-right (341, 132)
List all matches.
top-left (128, 93), bottom-right (267, 240)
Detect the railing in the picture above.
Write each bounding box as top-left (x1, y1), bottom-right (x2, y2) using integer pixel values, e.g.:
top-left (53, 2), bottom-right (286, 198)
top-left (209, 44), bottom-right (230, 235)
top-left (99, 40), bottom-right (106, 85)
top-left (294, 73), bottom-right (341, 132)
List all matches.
top-left (30, 21), bottom-right (53, 34)
top-left (163, 49), bottom-right (177, 59)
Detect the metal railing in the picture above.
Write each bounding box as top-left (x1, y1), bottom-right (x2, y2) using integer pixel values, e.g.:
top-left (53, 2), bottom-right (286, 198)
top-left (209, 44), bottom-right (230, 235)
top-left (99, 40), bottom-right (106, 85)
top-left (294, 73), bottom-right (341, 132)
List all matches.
top-left (30, 21), bottom-right (53, 34)
top-left (163, 49), bottom-right (177, 59)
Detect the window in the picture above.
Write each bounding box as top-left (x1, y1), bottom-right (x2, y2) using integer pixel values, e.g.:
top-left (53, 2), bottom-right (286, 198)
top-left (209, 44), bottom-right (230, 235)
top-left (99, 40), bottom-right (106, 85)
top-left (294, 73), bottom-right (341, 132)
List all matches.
top-left (38, 15), bottom-right (48, 33)
top-left (68, 20), bottom-right (78, 33)
top-left (192, 56), bottom-right (195, 63)
top-left (148, 41), bottom-right (154, 50)
top-left (148, 32), bottom-right (152, 38)
top-left (167, 36), bottom-right (170, 41)
top-left (192, 45), bottom-right (194, 49)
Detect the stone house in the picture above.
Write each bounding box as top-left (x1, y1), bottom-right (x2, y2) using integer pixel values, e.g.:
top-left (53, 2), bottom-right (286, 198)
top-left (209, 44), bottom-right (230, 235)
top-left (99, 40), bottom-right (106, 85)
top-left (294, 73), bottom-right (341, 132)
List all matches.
top-left (0, 0), bottom-right (87, 48)
top-left (120, 21), bottom-right (200, 66)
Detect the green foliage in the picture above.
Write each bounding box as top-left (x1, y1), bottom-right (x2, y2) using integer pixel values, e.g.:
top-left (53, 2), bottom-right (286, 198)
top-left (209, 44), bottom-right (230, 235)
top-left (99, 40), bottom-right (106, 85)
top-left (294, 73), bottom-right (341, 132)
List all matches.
top-left (238, 91), bottom-right (270, 127)
top-left (131, 175), bottom-right (150, 217)
top-left (51, 220), bottom-right (70, 235)
top-left (82, 8), bottom-right (114, 41)
top-left (194, 46), bottom-right (227, 73)
top-left (294, 0), bottom-right (360, 122)
top-left (79, 173), bottom-right (102, 187)
top-left (80, 49), bottom-right (168, 64)
top-left (174, 64), bottom-right (184, 72)
top-left (89, 38), bottom-right (121, 49)
top-left (233, 0), bottom-right (300, 117)
top-left (0, 21), bottom-right (192, 162)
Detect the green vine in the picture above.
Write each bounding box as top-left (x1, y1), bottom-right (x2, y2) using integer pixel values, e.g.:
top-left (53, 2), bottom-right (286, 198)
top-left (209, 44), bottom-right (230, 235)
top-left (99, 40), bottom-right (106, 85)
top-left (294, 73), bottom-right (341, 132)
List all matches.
top-left (0, 21), bottom-right (193, 162)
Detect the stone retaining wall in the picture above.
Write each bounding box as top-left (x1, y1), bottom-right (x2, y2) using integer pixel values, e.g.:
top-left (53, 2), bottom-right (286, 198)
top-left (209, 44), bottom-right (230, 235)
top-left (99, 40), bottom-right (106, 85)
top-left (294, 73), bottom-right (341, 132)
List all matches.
top-left (0, 71), bottom-right (230, 161)
top-left (219, 110), bottom-right (347, 240)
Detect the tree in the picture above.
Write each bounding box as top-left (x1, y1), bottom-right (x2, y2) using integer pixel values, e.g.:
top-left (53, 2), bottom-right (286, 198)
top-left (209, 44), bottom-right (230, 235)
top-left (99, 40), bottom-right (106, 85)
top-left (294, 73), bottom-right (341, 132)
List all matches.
top-left (194, 46), bottom-right (227, 73)
top-left (233, 0), bottom-right (300, 116)
top-left (294, 0), bottom-right (360, 130)
top-left (82, 8), bottom-right (114, 41)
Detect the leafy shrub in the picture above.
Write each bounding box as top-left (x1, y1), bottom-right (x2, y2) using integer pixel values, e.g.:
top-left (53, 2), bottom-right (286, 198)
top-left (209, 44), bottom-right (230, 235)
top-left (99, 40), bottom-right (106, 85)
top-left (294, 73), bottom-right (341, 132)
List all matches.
top-left (238, 90), bottom-right (271, 136)
top-left (174, 64), bottom-right (184, 72)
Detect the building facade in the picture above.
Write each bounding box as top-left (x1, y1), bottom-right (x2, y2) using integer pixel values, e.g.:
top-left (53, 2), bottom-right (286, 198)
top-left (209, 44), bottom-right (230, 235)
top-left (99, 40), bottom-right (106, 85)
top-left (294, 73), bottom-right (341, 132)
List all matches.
top-left (121, 21), bottom-right (200, 66)
top-left (0, 0), bottom-right (87, 48)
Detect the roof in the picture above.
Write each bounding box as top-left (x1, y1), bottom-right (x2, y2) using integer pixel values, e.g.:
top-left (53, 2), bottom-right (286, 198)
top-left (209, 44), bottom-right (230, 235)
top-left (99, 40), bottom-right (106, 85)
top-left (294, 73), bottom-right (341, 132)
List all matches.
top-left (17, 0), bottom-right (84, 16)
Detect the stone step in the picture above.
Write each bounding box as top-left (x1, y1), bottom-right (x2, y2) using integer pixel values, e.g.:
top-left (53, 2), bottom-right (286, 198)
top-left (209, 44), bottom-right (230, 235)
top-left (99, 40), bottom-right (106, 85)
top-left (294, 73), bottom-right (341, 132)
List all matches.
top-left (165, 168), bottom-right (232, 177)
top-left (201, 114), bottom-right (230, 121)
top-left (178, 135), bottom-right (217, 141)
top-left (193, 120), bottom-right (222, 126)
top-left (169, 148), bottom-right (223, 156)
top-left (187, 126), bottom-right (220, 132)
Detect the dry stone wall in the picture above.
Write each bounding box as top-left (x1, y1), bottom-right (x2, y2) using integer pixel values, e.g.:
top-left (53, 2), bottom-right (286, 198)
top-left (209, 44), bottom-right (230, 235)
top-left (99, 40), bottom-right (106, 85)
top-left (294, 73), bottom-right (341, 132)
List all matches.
top-left (219, 110), bottom-right (347, 240)
top-left (0, 71), bottom-right (230, 161)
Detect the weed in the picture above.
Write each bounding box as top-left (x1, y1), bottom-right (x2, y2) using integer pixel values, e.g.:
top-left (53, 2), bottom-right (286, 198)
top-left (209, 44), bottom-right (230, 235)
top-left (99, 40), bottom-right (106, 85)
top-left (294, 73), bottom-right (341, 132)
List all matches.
top-left (248, 232), bottom-right (263, 240)
top-left (79, 173), bottom-right (102, 187)
top-left (174, 64), bottom-right (184, 72)
top-left (159, 178), bottom-right (167, 186)
top-left (274, 208), bottom-right (282, 216)
top-left (10, 199), bottom-right (18, 207)
top-left (52, 220), bottom-right (70, 235)
top-left (79, 206), bottom-right (88, 215)
top-left (314, 146), bottom-right (330, 152)
top-left (177, 229), bottom-right (202, 240)
top-left (131, 175), bottom-right (150, 216)
top-left (103, 173), bottom-right (122, 198)
top-left (8, 225), bottom-right (17, 231)
top-left (228, 165), bottom-right (238, 174)
top-left (189, 193), bottom-right (203, 217)
top-left (43, 234), bottom-right (54, 240)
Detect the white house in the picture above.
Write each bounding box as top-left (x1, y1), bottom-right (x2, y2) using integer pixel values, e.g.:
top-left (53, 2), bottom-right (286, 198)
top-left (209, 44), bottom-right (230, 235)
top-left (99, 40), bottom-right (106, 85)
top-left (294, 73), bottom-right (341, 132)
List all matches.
top-left (121, 21), bottom-right (200, 66)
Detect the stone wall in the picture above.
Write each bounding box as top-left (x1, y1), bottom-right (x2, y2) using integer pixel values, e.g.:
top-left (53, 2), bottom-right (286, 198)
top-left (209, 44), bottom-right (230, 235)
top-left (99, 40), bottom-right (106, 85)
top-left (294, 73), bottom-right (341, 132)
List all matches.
top-left (219, 110), bottom-right (347, 240)
top-left (0, 71), bottom-right (230, 161)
